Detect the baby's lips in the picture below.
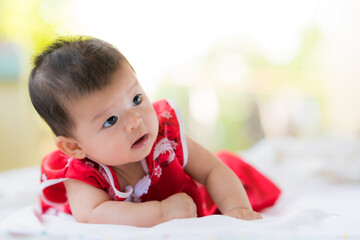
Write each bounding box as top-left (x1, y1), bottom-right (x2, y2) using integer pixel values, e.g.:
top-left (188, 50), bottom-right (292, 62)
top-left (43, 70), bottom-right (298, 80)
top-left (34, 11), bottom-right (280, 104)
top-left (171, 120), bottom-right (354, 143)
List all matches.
top-left (131, 134), bottom-right (149, 148)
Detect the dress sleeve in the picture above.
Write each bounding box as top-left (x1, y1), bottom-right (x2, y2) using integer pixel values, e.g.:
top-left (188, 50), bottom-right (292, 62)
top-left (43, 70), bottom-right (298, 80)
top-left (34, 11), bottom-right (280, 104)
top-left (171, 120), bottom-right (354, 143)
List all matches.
top-left (40, 151), bottom-right (111, 206)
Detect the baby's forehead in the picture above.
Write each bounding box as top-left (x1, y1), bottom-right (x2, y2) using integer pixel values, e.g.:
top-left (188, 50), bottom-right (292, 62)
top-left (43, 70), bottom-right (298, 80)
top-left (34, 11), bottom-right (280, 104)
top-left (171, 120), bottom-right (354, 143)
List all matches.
top-left (70, 68), bottom-right (137, 107)
top-left (109, 63), bottom-right (138, 85)
top-left (66, 61), bottom-right (136, 99)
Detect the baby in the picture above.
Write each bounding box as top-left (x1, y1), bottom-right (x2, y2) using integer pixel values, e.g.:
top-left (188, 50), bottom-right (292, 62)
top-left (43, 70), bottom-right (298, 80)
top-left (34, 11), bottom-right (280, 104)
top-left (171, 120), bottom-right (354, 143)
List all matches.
top-left (29, 36), bottom-right (280, 227)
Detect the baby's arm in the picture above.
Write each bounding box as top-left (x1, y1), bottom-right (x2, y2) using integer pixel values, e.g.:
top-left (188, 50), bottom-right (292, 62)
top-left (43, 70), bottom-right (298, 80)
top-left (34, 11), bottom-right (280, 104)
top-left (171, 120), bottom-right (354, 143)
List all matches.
top-left (184, 135), bottom-right (262, 220)
top-left (64, 179), bottom-right (197, 227)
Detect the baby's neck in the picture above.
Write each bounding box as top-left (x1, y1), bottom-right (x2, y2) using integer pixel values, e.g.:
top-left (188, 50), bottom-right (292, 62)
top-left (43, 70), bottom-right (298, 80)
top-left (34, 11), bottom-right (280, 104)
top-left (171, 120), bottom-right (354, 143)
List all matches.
top-left (112, 161), bottom-right (146, 191)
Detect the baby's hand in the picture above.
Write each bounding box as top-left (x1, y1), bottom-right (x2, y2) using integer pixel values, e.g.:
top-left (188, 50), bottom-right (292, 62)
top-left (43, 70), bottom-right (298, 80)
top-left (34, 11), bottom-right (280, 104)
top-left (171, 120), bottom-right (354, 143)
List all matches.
top-left (161, 193), bottom-right (197, 221)
top-left (224, 208), bottom-right (263, 221)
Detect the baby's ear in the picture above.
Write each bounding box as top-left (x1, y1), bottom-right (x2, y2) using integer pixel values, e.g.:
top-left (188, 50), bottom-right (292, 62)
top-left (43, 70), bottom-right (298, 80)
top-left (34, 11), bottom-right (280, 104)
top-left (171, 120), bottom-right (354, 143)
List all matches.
top-left (55, 136), bottom-right (86, 159)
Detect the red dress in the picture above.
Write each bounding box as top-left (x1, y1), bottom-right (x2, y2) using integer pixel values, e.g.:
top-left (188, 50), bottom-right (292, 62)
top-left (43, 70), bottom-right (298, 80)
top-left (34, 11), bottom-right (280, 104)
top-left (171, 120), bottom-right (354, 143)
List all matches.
top-left (40, 99), bottom-right (281, 216)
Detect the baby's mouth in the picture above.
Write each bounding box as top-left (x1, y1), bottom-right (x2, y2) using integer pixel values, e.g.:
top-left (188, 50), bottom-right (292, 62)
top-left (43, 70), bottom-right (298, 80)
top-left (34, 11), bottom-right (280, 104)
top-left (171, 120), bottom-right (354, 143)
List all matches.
top-left (131, 134), bottom-right (149, 149)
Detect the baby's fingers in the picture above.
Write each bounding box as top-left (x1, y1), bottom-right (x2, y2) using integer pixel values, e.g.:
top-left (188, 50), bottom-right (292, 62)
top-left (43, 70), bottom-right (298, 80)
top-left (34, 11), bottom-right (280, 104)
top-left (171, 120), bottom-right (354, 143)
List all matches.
top-left (238, 211), bottom-right (262, 220)
top-left (225, 209), bottom-right (263, 221)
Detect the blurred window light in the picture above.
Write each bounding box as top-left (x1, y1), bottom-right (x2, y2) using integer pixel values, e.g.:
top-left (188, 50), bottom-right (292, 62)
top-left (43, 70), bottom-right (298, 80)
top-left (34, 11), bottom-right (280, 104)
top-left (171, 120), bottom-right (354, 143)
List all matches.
top-left (210, 53), bottom-right (249, 85)
top-left (259, 87), bottom-right (322, 138)
top-left (189, 87), bottom-right (219, 132)
top-left (67, 0), bottom-right (319, 88)
top-left (170, 62), bottom-right (203, 87)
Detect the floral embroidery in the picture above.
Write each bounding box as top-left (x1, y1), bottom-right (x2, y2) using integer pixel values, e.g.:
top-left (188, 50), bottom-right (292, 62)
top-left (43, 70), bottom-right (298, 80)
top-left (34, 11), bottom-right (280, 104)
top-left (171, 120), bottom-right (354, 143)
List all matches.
top-left (154, 165), bottom-right (162, 178)
top-left (153, 137), bottom-right (177, 166)
top-left (160, 111), bottom-right (172, 119)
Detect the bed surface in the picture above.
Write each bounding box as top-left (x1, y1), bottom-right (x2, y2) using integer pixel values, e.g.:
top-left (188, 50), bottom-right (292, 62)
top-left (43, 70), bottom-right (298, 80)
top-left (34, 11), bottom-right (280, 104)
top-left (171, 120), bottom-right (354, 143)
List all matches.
top-left (1, 137), bottom-right (359, 239)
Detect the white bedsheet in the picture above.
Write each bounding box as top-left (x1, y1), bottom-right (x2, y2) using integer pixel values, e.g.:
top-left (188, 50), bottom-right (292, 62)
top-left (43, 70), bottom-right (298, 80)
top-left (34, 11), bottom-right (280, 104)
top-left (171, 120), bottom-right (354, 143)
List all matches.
top-left (1, 137), bottom-right (360, 239)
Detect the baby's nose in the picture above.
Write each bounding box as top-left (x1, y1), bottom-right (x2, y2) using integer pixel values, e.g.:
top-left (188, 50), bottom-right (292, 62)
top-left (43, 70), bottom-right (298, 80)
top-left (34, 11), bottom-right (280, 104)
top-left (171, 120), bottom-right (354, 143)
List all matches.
top-left (126, 112), bottom-right (143, 133)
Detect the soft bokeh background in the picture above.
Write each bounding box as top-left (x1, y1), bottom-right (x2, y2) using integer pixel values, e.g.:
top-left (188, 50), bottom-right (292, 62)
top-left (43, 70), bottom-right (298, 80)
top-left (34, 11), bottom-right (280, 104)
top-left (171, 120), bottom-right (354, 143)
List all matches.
top-left (1, 0), bottom-right (360, 172)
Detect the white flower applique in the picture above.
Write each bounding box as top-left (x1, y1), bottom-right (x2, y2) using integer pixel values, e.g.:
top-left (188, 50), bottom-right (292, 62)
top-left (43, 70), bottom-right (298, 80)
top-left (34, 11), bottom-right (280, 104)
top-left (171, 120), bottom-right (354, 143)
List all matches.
top-left (154, 165), bottom-right (162, 178)
top-left (132, 175), bottom-right (151, 203)
top-left (153, 137), bottom-right (178, 164)
top-left (160, 111), bottom-right (172, 119)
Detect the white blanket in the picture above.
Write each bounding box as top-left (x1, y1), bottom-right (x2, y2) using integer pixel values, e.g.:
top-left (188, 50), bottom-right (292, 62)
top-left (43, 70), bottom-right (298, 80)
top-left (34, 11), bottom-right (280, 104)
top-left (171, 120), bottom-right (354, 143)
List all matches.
top-left (1, 137), bottom-right (360, 239)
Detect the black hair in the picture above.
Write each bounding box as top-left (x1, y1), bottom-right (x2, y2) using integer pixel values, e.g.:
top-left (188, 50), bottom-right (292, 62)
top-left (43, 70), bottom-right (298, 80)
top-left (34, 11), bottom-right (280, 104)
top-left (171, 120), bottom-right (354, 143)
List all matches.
top-left (29, 36), bottom-right (131, 137)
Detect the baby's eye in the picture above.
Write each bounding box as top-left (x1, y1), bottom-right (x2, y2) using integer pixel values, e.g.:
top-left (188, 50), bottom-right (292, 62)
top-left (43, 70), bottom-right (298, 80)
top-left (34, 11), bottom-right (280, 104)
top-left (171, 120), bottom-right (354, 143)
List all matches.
top-left (133, 94), bottom-right (143, 106)
top-left (103, 116), bottom-right (118, 128)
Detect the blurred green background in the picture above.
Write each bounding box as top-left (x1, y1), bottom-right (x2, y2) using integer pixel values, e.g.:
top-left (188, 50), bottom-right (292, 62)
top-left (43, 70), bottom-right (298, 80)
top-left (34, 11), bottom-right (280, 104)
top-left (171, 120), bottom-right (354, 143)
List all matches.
top-left (1, 0), bottom-right (360, 172)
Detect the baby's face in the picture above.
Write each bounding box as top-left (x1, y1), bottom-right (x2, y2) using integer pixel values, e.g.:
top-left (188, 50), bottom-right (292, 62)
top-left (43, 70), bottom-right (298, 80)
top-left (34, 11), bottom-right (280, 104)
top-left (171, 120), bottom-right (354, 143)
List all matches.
top-left (68, 64), bottom-right (159, 166)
